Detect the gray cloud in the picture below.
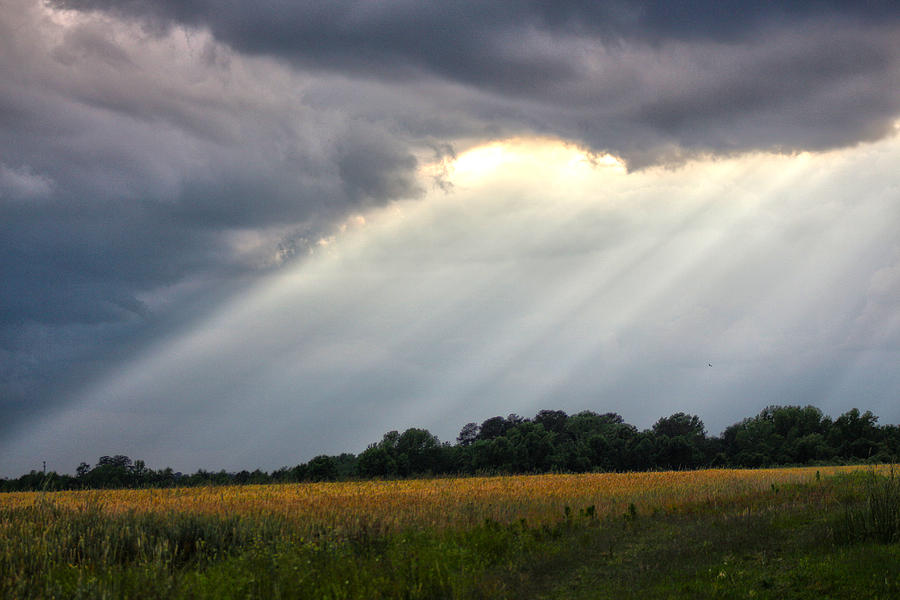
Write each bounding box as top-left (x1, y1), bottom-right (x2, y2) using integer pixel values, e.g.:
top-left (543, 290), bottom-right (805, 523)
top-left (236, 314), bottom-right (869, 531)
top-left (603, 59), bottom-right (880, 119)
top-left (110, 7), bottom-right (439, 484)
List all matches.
top-left (0, 164), bottom-right (54, 199)
top-left (50, 0), bottom-right (900, 166)
top-left (0, 1), bottom-right (423, 421)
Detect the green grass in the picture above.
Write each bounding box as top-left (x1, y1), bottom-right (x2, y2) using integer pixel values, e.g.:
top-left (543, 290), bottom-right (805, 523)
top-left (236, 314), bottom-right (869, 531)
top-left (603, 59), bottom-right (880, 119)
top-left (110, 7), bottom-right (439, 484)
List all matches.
top-left (1, 473), bottom-right (898, 599)
top-left (512, 501), bottom-right (900, 599)
top-left (835, 469), bottom-right (900, 545)
top-left (505, 473), bottom-right (900, 599)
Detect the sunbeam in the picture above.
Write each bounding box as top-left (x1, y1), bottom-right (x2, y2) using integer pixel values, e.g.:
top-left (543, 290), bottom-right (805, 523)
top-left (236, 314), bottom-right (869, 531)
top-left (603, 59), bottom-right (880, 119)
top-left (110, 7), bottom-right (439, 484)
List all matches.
top-left (4, 134), bottom-right (899, 473)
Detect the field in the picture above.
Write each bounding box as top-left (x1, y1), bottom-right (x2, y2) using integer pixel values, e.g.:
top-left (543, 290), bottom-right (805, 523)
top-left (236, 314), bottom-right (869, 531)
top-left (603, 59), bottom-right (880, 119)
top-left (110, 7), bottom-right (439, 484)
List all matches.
top-left (2, 466), bottom-right (899, 598)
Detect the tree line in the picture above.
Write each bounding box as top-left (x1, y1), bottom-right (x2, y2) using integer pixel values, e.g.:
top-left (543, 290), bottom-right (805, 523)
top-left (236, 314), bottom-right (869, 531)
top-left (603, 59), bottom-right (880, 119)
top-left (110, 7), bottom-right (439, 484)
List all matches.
top-left (3, 405), bottom-right (898, 492)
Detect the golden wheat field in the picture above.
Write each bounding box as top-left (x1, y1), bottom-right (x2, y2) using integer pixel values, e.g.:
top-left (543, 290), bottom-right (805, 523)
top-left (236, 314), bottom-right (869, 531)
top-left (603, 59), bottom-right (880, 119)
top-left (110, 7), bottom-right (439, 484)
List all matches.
top-left (0, 465), bottom-right (880, 537)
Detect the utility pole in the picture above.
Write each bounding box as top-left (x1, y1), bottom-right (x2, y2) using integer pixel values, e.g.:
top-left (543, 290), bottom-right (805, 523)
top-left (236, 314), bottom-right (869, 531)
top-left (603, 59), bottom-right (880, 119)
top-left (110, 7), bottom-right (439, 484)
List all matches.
top-left (42, 461), bottom-right (46, 474)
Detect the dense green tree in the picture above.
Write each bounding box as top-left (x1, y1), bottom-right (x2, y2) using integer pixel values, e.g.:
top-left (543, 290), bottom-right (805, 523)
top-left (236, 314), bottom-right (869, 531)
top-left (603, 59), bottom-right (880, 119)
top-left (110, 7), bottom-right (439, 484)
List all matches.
top-left (457, 422), bottom-right (480, 446)
top-left (829, 408), bottom-right (883, 459)
top-left (628, 433), bottom-right (657, 471)
top-left (534, 409), bottom-right (568, 434)
top-left (5, 404), bottom-right (898, 493)
top-left (472, 437), bottom-right (514, 472)
top-left (396, 428), bottom-right (442, 475)
top-left (792, 433), bottom-right (831, 463)
top-left (649, 413), bottom-right (708, 469)
top-left (477, 416), bottom-right (512, 441)
top-left (652, 413), bottom-right (706, 439)
top-left (357, 444), bottom-right (397, 477)
top-left (722, 416), bottom-right (777, 466)
top-left (83, 455), bottom-right (136, 488)
top-left (306, 455), bottom-right (339, 481)
top-left (507, 422), bottom-right (554, 472)
top-left (882, 425), bottom-right (900, 459)
top-left (565, 411), bottom-right (606, 438)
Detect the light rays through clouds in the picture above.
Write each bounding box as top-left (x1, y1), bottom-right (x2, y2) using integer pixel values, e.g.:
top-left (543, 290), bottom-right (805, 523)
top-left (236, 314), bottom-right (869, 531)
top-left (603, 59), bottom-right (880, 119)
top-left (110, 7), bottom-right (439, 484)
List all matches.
top-left (5, 136), bottom-right (899, 473)
top-left (2, 1), bottom-right (900, 475)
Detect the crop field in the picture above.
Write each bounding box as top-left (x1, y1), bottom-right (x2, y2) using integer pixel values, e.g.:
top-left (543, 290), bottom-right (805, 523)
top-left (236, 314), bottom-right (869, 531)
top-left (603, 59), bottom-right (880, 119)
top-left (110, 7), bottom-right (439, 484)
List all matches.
top-left (2, 465), bottom-right (899, 598)
top-left (0, 466), bottom-right (873, 532)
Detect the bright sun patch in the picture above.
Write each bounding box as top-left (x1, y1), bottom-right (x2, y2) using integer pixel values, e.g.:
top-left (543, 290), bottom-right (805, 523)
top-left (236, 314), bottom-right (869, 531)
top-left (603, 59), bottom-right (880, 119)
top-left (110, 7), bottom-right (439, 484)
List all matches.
top-left (451, 142), bottom-right (508, 178)
top-left (446, 138), bottom-right (624, 185)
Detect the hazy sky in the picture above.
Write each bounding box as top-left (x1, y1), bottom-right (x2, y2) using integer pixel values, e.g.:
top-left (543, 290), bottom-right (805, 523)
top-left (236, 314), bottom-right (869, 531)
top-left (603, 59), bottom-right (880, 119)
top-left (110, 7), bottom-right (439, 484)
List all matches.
top-left (1, 1), bottom-right (898, 475)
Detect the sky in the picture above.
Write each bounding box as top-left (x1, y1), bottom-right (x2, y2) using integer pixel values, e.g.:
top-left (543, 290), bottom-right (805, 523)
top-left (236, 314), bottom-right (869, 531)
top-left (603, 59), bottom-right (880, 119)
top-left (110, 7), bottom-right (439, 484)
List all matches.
top-left (1, 0), bottom-right (899, 476)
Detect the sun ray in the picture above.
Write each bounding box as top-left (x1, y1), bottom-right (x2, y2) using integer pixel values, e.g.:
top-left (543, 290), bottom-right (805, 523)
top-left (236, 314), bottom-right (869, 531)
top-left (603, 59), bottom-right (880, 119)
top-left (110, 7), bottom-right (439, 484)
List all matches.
top-left (6, 134), bottom-right (899, 469)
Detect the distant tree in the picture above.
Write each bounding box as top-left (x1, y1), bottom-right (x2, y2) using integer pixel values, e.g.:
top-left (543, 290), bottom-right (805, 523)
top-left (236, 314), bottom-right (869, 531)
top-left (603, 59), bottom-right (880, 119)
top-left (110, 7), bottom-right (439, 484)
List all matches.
top-left (380, 430), bottom-right (400, 449)
top-left (649, 413), bottom-right (709, 469)
top-left (6, 404), bottom-right (896, 491)
top-left (457, 422), bottom-right (480, 446)
top-left (306, 455), bottom-right (338, 481)
top-left (334, 453), bottom-right (359, 479)
top-left (628, 433), bottom-right (657, 471)
top-left (211, 470), bottom-right (233, 485)
top-left (472, 437), bottom-right (515, 472)
top-left (357, 444), bottom-right (397, 478)
top-left (291, 464), bottom-right (308, 482)
top-left (508, 422), bottom-right (553, 472)
top-left (131, 459), bottom-right (148, 484)
top-left (829, 408), bottom-right (883, 459)
top-left (793, 433), bottom-right (831, 463)
top-left (587, 433), bottom-right (611, 467)
top-left (506, 413), bottom-right (526, 426)
top-left (85, 455), bottom-right (135, 488)
top-left (477, 416), bottom-right (510, 441)
top-left (883, 424), bottom-right (900, 459)
top-left (765, 405), bottom-right (826, 438)
top-left (396, 428), bottom-right (441, 475)
top-left (722, 412), bottom-right (781, 466)
top-left (271, 466), bottom-right (294, 482)
top-left (652, 413), bottom-right (706, 439)
top-left (598, 412), bottom-right (625, 425)
top-left (534, 409), bottom-right (569, 434)
top-left (566, 411), bottom-right (605, 438)
top-left (98, 455), bottom-right (133, 469)
top-left (657, 434), bottom-right (706, 469)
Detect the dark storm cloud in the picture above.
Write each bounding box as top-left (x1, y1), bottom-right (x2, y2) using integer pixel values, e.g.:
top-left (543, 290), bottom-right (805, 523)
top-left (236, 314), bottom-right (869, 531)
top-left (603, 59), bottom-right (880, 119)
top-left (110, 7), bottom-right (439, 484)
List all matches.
top-left (51, 0), bottom-right (900, 166)
top-left (50, 1), bottom-right (900, 65)
top-left (0, 1), bottom-right (422, 423)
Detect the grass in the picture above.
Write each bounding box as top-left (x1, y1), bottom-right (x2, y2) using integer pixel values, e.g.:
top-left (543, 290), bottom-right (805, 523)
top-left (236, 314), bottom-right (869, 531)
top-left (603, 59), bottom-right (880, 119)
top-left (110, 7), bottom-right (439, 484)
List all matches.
top-left (1, 467), bottom-right (898, 598)
top-left (835, 468), bottom-right (900, 545)
top-left (510, 493), bottom-right (898, 598)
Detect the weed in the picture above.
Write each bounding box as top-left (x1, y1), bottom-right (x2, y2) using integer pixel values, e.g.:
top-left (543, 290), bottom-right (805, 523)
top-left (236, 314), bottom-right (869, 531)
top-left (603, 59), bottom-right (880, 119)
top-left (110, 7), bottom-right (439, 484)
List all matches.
top-left (836, 469), bottom-right (900, 544)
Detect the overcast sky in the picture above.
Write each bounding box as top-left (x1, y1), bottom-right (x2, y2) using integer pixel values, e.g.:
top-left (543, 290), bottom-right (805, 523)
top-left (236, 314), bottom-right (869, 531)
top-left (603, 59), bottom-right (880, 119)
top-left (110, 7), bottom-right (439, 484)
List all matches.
top-left (1, 0), bottom-right (899, 475)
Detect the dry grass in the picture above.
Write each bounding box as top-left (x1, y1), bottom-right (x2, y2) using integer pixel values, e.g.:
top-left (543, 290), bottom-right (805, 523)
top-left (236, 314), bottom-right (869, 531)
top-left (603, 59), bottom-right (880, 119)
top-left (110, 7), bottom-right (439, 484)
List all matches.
top-left (0, 465), bottom-right (881, 536)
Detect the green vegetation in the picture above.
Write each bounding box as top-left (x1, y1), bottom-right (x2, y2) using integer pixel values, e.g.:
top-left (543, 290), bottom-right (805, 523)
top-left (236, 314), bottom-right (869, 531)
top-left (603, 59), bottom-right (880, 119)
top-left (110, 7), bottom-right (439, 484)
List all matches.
top-left (836, 468), bottom-right (900, 545)
top-left (523, 472), bottom-right (900, 599)
top-left (2, 472), bottom-right (899, 598)
top-left (3, 405), bottom-right (899, 493)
